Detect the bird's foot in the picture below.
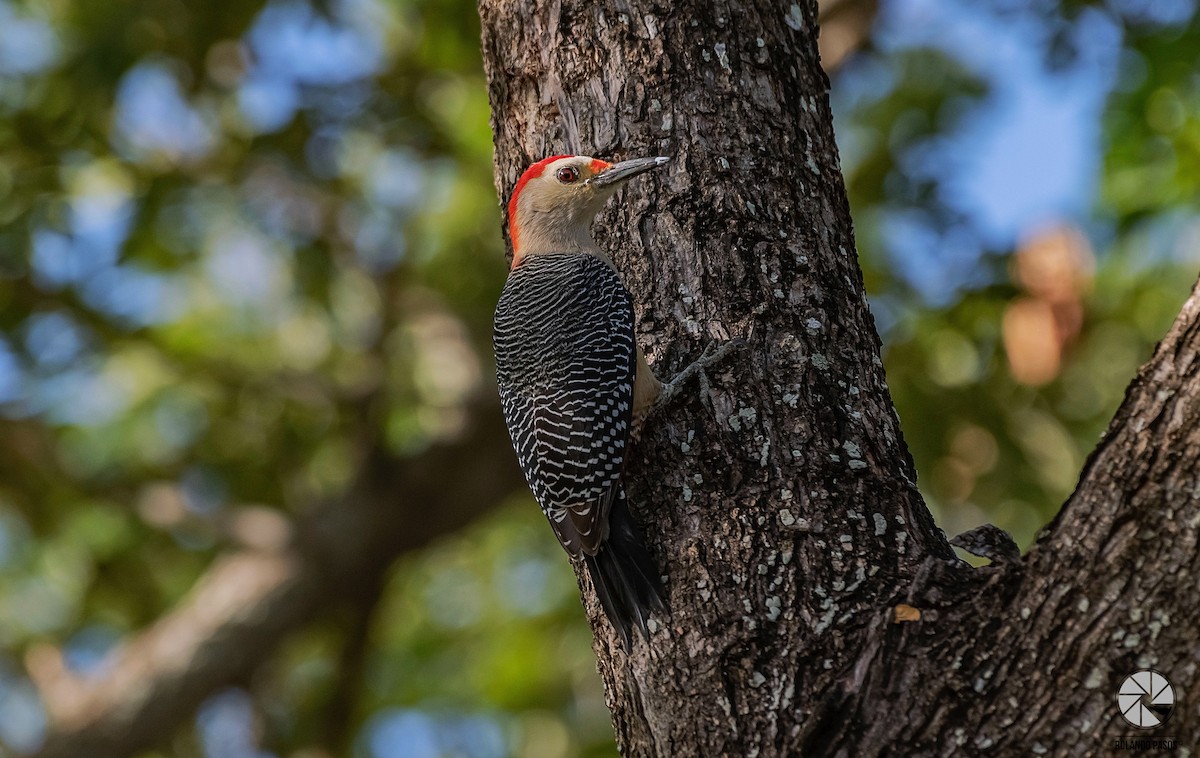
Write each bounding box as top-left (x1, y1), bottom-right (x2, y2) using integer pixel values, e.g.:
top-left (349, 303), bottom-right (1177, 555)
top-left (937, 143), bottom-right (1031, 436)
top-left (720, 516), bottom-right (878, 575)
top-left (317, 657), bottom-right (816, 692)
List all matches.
top-left (651, 337), bottom-right (747, 416)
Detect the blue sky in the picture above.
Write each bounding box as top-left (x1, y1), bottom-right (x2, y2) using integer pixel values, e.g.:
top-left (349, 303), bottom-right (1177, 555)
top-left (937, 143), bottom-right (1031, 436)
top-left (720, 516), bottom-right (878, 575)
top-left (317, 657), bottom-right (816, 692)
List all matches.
top-left (835, 0), bottom-right (1150, 303)
top-left (878, 0), bottom-right (1120, 246)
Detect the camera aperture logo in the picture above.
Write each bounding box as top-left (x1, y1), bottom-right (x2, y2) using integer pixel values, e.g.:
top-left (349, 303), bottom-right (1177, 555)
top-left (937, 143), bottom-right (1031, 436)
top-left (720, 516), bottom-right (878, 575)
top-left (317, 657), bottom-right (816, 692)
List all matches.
top-left (1116, 669), bottom-right (1174, 729)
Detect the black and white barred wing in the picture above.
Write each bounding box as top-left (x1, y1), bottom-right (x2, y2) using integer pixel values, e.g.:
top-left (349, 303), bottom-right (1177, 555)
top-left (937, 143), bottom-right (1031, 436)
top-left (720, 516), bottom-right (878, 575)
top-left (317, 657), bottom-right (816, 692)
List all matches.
top-left (494, 253), bottom-right (637, 557)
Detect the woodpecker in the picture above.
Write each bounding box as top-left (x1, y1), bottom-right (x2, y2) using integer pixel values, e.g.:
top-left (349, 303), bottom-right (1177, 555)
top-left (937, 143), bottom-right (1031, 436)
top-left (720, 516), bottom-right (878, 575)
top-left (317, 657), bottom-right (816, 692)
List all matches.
top-left (493, 154), bottom-right (740, 648)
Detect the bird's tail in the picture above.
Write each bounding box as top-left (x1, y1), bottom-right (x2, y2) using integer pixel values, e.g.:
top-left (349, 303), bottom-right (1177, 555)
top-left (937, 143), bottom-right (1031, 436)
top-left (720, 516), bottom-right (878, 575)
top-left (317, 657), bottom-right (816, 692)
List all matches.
top-left (583, 492), bottom-right (665, 650)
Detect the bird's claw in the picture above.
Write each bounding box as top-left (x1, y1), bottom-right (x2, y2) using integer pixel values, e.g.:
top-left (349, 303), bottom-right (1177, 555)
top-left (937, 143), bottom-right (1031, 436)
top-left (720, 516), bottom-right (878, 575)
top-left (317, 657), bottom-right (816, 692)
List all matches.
top-left (652, 336), bottom-right (748, 416)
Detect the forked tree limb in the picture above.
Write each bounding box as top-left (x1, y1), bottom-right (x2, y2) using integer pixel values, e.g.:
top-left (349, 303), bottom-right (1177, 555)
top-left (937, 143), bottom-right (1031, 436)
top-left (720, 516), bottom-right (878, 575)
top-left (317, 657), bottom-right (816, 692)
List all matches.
top-left (478, 0), bottom-right (1198, 754)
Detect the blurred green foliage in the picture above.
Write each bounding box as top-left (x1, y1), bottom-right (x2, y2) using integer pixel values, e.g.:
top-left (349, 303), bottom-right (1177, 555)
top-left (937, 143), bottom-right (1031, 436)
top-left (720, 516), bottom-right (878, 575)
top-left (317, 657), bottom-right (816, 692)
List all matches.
top-left (841, 2), bottom-right (1200, 547)
top-left (0, 0), bottom-right (1198, 755)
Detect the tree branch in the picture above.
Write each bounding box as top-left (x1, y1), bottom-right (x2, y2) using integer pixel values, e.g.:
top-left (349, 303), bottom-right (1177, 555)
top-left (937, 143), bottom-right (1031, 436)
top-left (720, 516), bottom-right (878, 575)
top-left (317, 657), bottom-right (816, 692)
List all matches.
top-left (795, 277), bottom-right (1200, 754)
top-left (29, 402), bottom-right (522, 758)
top-left (995, 275), bottom-right (1200, 744)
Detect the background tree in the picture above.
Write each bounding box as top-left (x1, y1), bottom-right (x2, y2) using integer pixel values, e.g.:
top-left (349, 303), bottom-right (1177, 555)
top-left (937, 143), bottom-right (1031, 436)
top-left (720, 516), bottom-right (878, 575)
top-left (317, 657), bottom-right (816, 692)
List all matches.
top-left (0, 0), bottom-right (1197, 755)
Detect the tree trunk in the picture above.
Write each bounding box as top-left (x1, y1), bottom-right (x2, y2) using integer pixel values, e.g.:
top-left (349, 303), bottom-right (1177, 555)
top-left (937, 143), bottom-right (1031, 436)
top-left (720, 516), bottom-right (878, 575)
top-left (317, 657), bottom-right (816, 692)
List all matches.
top-left (477, 1), bottom-right (1199, 755)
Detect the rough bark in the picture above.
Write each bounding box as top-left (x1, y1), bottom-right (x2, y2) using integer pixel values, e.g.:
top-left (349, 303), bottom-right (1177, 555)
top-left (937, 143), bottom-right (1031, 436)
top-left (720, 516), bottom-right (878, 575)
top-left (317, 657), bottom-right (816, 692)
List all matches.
top-left (29, 404), bottom-right (522, 758)
top-left (478, 1), bottom-right (1198, 755)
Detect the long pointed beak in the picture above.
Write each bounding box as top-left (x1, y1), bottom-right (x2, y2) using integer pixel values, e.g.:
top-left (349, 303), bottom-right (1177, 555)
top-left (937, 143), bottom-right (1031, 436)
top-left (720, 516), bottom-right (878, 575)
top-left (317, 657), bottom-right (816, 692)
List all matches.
top-left (589, 156), bottom-right (670, 188)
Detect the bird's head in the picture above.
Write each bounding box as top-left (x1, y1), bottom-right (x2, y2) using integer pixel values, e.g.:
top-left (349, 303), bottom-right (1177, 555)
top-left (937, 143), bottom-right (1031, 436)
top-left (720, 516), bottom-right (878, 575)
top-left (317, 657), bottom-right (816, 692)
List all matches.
top-left (507, 154), bottom-right (670, 267)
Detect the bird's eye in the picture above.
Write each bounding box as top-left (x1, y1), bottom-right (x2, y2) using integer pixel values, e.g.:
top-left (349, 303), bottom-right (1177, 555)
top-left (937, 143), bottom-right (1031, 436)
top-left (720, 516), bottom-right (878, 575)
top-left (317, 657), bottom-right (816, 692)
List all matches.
top-left (556, 166), bottom-right (580, 184)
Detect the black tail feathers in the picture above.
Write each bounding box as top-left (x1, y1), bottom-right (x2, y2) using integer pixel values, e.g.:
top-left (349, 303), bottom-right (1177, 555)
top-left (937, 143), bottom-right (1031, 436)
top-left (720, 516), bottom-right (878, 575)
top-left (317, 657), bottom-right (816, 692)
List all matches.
top-left (582, 496), bottom-right (665, 650)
